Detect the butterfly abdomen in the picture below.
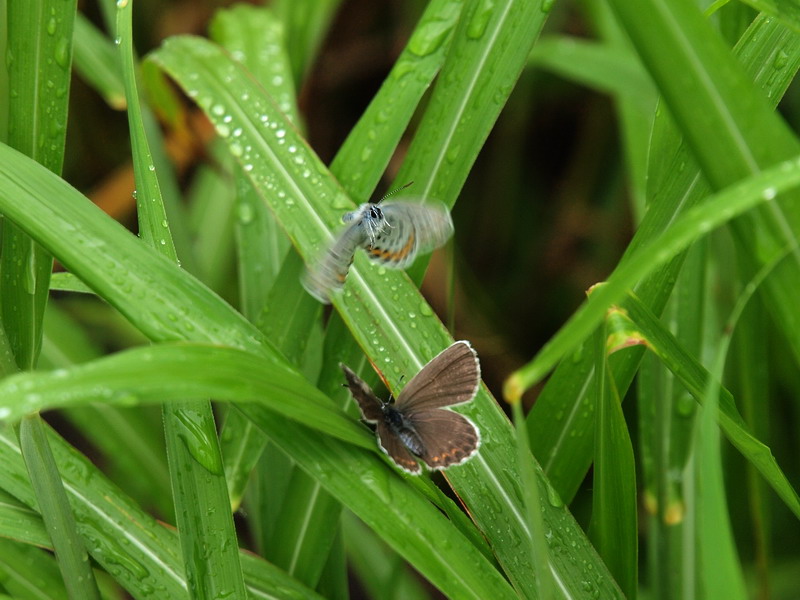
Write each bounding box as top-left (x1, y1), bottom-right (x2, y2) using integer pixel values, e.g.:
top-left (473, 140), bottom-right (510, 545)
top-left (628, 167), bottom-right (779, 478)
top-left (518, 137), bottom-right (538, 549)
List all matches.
top-left (384, 406), bottom-right (426, 456)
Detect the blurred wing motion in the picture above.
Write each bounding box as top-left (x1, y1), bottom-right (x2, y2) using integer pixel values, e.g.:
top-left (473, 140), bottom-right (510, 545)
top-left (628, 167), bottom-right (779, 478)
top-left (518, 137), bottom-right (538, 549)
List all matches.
top-left (302, 222), bottom-right (367, 303)
top-left (302, 200), bottom-right (453, 303)
top-left (365, 201), bottom-right (453, 269)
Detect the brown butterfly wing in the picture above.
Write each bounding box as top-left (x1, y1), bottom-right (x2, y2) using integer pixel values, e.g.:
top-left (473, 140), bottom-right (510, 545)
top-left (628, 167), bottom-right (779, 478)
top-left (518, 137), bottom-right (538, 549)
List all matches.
top-left (396, 341), bottom-right (480, 412)
top-left (375, 422), bottom-right (422, 475)
top-left (409, 409), bottom-right (481, 471)
top-left (340, 364), bottom-right (384, 422)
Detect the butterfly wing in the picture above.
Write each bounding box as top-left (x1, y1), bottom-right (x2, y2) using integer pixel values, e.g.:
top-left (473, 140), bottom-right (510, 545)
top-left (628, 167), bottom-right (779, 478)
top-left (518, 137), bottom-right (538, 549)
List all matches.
top-left (396, 341), bottom-right (480, 412)
top-left (375, 422), bottom-right (422, 475)
top-left (408, 409), bottom-right (480, 471)
top-left (302, 222), bottom-right (368, 303)
top-left (340, 364), bottom-right (384, 422)
top-left (364, 201), bottom-right (453, 269)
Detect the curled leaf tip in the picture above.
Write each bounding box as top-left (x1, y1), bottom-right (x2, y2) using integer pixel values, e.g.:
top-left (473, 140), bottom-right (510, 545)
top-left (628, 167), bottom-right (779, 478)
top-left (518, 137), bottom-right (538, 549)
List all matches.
top-left (586, 281), bottom-right (606, 297)
top-left (503, 373), bottom-right (523, 405)
top-left (607, 332), bottom-right (648, 354)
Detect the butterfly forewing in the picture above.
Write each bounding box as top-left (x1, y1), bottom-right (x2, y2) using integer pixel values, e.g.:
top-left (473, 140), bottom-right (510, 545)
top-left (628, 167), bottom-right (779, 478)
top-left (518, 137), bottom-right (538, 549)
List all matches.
top-left (409, 409), bottom-right (481, 471)
top-left (396, 341), bottom-right (480, 412)
top-left (340, 364), bottom-right (384, 422)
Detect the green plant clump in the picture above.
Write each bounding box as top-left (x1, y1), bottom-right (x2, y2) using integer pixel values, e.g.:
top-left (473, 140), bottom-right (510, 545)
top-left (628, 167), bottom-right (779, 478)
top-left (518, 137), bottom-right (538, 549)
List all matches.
top-left (0, 0), bottom-right (799, 598)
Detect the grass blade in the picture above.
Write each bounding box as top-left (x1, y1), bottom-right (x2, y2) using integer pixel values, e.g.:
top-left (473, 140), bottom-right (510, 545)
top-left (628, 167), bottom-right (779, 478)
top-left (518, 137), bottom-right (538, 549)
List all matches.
top-left (623, 290), bottom-right (800, 519)
top-left (18, 417), bottom-right (101, 600)
top-left (115, 0), bottom-right (247, 594)
top-left (589, 321), bottom-right (637, 598)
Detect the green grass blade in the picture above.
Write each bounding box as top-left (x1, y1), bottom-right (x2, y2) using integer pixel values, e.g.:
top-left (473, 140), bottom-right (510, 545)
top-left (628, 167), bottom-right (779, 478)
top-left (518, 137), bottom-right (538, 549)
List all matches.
top-left (635, 242), bottom-right (708, 598)
top-left (2, 0), bottom-right (75, 369)
top-left (589, 321), bottom-right (637, 598)
top-left (508, 399), bottom-right (553, 599)
top-left (394, 0), bottom-right (549, 205)
top-left (3, 2), bottom-right (100, 596)
top-left (507, 156), bottom-right (800, 397)
top-left (730, 298), bottom-right (773, 597)
top-left (162, 401), bottom-right (247, 598)
top-left (733, 0), bottom-right (800, 32)
top-left (605, 0), bottom-right (800, 367)
top-left (115, 0), bottom-right (175, 258)
top-left (529, 36), bottom-right (655, 109)
top-left (0, 488), bottom-right (50, 547)
top-left (315, 528), bottom-right (348, 600)
top-left (342, 512), bottom-right (431, 600)
top-left (40, 303), bottom-right (172, 518)
top-left (525, 11), bottom-right (800, 503)
top-left (0, 343), bottom-right (369, 448)
top-left (0, 424), bottom-right (328, 600)
top-left (72, 12), bottom-right (125, 109)
top-left (691, 247), bottom-right (778, 600)
top-left (210, 4), bottom-right (301, 127)
top-left (0, 538), bottom-right (68, 599)
top-left (18, 417), bottom-right (101, 600)
top-left (116, 0), bottom-right (247, 592)
top-left (330, 0), bottom-right (462, 197)
top-left (623, 291), bottom-right (800, 519)
top-left (185, 152), bottom-right (238, 291)
top-left (210, 6), bottom-right (301, 520)
top-left (272, 0), bottom-right (342, 85)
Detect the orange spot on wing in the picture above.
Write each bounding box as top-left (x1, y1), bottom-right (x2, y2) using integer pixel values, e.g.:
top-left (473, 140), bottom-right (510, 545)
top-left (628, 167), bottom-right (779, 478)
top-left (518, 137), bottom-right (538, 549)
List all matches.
top-left (369, 232), bottom-right (415, 262)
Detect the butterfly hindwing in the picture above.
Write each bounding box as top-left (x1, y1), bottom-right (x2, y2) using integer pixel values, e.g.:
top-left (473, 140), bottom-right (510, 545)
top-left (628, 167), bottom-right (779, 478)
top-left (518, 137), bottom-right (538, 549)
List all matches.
top-left (408, 409), bottom-right (481, 471)
top-left (396, 341), bottom-right (480, 412)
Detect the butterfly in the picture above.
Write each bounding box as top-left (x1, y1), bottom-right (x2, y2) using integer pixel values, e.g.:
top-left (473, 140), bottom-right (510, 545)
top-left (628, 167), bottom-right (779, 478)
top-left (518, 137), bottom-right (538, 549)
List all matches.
top-left (340, 341), bottom-right (481, 475)
top-left (302, 200), bottom-right (453, 303)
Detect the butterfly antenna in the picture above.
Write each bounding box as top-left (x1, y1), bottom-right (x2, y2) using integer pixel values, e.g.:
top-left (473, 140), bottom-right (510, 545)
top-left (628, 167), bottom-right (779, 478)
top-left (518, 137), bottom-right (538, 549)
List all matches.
top-left (372, 181), bottom-right (414, 205)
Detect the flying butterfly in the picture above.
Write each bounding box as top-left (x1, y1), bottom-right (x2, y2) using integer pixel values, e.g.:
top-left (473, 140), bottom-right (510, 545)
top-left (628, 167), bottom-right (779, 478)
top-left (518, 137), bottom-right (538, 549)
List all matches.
top-left (341, 341), bottom-right (481, 475)
top-left (302, 195), bottom-right (453, 303)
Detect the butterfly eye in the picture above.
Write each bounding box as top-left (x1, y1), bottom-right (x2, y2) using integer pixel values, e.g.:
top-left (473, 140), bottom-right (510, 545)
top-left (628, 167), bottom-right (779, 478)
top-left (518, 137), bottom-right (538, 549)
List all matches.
top-left (368, 206), bottom-right (383, 220)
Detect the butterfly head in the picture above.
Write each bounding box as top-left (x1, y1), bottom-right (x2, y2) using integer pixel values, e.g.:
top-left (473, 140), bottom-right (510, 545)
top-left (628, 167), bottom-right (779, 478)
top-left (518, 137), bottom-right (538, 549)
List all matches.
top-left (342, 203), bottom-right (384, 223)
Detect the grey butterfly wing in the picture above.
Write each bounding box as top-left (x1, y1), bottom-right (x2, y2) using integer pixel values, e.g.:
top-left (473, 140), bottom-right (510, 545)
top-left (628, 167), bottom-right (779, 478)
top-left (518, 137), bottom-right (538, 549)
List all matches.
top-left (302, 222), bottom-right (367, 303)
top-left (365, 201), bottom-right (453, 269)
top-left (375, 422), bottom-right (422, 475)
top-left (340, 364), bottom-right (384, 422)
top-left (396, 341), bottom-right (481, 412)
top-left (408, 409), bottom-right (480, 471)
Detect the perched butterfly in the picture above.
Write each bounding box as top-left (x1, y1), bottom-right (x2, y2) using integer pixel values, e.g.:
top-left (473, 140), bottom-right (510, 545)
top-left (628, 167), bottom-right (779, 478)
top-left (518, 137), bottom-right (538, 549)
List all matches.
top-left (341, 341), bottom-right (481, 475)
top-left (302, 199), bottom-right (453, 303)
